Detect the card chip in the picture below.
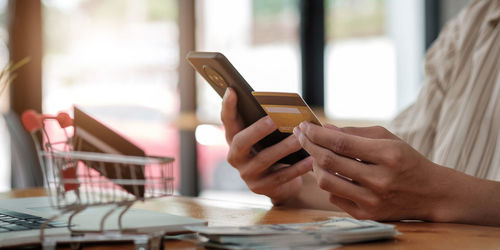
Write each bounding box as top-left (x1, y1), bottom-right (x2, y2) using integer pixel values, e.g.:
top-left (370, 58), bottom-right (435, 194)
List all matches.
top-left (252, 92), bottom-right (322, 133)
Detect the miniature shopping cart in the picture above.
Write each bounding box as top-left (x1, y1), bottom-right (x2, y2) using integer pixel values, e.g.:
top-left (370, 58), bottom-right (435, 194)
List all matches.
top-left (21, 110), bottom-right (174, 250)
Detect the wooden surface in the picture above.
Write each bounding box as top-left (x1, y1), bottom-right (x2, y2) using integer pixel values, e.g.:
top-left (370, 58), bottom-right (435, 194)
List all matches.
top-left (3, 188), bottom-right (500, 249)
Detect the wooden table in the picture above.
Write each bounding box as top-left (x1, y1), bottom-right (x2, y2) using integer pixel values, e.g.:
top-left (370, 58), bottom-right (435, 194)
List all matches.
top-left (3, 188), bottom-right (500, 249)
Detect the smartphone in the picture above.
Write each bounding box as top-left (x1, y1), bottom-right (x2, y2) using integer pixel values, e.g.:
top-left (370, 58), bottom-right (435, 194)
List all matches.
top-left (186, 51), bottom-right (308, 165)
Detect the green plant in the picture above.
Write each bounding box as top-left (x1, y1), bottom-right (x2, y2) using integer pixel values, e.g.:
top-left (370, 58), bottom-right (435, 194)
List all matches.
top-left (0, 57), bottom-right (30, 96)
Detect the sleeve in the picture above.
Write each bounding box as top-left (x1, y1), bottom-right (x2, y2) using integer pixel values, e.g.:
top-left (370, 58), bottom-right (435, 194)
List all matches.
top-left (389, 4), bottom-right (467, 158)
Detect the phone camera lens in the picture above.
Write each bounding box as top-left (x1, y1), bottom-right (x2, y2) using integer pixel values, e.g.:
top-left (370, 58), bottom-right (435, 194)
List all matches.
top-left (203, 66), bottom-right (227, 88)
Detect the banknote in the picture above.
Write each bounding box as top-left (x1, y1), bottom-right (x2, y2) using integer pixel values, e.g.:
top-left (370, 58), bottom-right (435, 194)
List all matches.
top-left (186, 217), bottom-right (399, 248)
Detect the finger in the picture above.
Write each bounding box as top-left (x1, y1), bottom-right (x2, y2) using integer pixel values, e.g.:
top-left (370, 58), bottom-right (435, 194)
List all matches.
top-left (338, 126), bottom-right (399, 140)
top-left (252, 134), bottom-right (303, 170)
top-left (298, 122), bottom-right (388, 164)
top-left (250, 157), bottom-right (313, 196)
top-left (312, 163), bottom-right (373, 206)
top-left (300, 131), bottom-right (376, 187)
top-left (294, 127), bottom-right (374, 186)
top-left (221, 88), bottom-right (245, 144)
top-left (328, 194), bottom-right (371, 219)
top-left (227, 116), bottom-right (277, 167)
top-left (239, 133), bottom-right (303, 177)
top-left (324, 124), bottom-right (340, 131)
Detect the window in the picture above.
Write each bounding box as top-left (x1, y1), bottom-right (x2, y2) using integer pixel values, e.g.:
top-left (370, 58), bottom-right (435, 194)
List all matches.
top-left (42, 0), bottom-right (182, 188)
top-left (195, 0), bottom-right (300, 197)
top-left (325, 0), bottom-right (424, 121)
top-left (196, 0), bottom-right (300, 122)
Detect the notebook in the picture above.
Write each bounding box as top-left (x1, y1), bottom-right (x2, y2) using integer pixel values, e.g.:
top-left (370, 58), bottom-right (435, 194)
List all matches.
top-left (72, 106), bottom-right (146, 197)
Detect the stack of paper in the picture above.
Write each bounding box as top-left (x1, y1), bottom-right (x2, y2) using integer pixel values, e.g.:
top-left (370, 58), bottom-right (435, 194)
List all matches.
top-left (186, 217), bottom-right (399, 249)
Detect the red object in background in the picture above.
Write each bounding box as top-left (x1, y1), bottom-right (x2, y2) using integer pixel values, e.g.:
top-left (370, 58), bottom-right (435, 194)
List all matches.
top-left (61, 161), bottom-right (79, 192)
top-left (134, 126), bottom-right (181, 190)
top-left (197, 143), bottom-right (229, 189)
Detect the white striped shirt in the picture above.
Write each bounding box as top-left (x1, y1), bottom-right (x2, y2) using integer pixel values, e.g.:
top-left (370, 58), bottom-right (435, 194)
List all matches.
top-left (390, 0), bottom-right (500, 180)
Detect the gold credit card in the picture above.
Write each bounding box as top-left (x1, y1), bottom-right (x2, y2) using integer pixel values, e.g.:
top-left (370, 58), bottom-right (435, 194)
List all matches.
top-left (252, 92), bottom-right (322, 133)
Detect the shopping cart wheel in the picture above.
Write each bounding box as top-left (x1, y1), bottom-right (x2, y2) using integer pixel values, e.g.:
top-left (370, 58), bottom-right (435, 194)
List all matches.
top-left (149, 234), bottom-right (164, 250)
top-left (133, 234), bottom-right (164, 250)
top-left (69, 242), bottom-right (82, 250)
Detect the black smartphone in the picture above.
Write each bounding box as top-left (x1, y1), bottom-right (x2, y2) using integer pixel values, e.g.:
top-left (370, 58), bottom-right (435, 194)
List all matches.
top-left (186, 51), bottom-right (308, 165)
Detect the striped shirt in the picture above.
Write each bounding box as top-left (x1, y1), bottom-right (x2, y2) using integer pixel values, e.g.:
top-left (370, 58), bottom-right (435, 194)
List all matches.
top-left (390, 0), bottom-right (500, 181)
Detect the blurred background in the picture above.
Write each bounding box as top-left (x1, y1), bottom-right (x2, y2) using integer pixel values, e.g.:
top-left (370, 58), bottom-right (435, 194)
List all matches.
top-left (0, 0), bottom-right (470, 204)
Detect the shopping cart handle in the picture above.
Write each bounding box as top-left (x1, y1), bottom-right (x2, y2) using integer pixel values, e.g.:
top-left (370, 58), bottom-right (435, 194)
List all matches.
top-left (55, 112), bottom-right (73, 128)
top-left (21, 110), bottom-right (43, 132)
top-left (21, 109), bottom-right (73, 133)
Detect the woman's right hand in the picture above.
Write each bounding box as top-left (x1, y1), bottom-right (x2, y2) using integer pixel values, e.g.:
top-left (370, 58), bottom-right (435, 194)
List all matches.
top-left (221, 88), bottom-right (313, 205)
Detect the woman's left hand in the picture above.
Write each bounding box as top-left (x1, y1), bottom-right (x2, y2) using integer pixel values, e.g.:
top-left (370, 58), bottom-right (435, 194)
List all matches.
top-left (293, 123), bottom-right (445, 221)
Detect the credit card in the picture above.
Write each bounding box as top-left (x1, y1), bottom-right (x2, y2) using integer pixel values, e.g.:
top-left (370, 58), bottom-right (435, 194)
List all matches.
top-left (252, 92), bottom-right (322, 133)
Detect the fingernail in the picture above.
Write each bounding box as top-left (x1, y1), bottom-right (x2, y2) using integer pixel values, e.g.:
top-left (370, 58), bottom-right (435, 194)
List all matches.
top-left (299, 122), bottom-right (308, 131)
top-left (293, 126), bottom-right (301, 136)
top-left (265, 116), bottom-right (276, 127)
top-left (223, 88), bottom-right (230, 99)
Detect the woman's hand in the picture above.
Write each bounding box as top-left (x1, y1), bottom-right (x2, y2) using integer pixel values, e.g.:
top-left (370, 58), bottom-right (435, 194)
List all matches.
top-left (294, 123), bottom-right (446, 221)
top-left (221, 88), bottom-right (313, 205)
